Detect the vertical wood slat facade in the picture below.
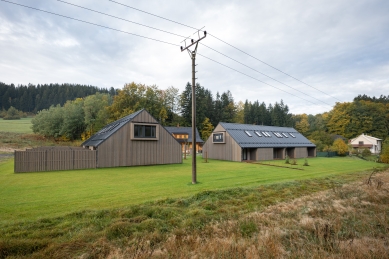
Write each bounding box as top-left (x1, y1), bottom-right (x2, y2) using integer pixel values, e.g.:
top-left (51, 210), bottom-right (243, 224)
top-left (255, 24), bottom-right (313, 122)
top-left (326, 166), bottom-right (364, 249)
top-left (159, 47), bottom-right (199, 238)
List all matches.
top-left (203, 123), bottom-right (316, 162)
top-left (96, 110), bottom-right (182, 168)
top-left (14, 148), bottom-right (96, 173)
top-left (202, 124), bottom-right (242, 162)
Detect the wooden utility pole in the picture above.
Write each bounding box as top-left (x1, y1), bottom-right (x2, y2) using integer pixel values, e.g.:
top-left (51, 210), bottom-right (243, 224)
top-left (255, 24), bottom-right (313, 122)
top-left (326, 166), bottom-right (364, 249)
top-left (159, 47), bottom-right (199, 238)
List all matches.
top-left (181, 30), bottom-right (206, 184)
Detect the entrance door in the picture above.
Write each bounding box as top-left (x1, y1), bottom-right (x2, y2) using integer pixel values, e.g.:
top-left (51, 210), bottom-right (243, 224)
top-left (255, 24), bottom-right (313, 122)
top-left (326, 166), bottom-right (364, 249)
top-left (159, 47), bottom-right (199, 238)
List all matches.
top-left (242, 148), bottom-right (247, 160)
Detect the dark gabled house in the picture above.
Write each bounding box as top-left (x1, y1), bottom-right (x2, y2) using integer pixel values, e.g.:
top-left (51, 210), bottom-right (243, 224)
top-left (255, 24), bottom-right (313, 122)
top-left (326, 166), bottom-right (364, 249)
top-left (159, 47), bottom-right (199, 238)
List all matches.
top-left (164, 126), bottom-right (204, 153)
top-left (202, 122), bottom-right (316, 161)
top-left (82, 109), bottom-right (182, 167)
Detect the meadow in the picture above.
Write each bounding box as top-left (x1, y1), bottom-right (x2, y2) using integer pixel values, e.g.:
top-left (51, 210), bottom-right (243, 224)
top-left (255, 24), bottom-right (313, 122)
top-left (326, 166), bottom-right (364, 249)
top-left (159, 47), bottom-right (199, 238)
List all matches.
top-left (0, 155), bottom-right (387, 258)
top-left (0, 118), bottom-right (33, 133)
top-left (0, 156), bottom-right (385, 224)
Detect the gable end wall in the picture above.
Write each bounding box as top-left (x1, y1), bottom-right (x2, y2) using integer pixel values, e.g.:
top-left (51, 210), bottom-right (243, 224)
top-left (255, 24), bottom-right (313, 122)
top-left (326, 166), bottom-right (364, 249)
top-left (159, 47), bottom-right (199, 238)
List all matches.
top-left (97, 110), bottom-right (182, 167)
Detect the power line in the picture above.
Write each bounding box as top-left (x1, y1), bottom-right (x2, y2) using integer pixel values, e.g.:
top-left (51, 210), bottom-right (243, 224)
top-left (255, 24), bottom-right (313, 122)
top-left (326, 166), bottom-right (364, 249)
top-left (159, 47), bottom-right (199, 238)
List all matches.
top-left (0, 0), bottom-right (180, 47)
top-left (108, 0), bottom-right (341, 102)
top-left (2, 0), bottom-right (328, 106)
top-left (57, 0), bottom-right (186, 39)
top-left (56, 0), bottom-right (331, 106)
top-left (201, 43), bottom-right (332, 106)
top-left (197, 53), bottom-right (319, 106)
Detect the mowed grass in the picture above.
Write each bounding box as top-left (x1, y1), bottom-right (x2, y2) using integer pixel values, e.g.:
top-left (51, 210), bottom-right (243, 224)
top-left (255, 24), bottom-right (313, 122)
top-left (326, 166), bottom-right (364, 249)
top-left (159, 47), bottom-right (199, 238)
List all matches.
top-left (0, 156), bottom-right (385, 224)
top-left (0, 118), bottom-right (33, 133)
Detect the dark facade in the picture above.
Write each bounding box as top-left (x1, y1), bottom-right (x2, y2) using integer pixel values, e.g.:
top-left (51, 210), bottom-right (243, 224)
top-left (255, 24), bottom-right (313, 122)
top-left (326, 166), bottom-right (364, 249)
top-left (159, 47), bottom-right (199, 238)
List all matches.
top-left (202, 122), bottom-right (316, 162)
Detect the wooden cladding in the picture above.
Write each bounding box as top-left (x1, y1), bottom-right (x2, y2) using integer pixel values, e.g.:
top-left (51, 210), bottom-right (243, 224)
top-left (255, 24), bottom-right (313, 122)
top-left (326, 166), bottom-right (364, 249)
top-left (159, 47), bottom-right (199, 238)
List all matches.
top-left (14, 147), bottom-right (96, 173)
top-left (97, 110), bottom-right (182, 168)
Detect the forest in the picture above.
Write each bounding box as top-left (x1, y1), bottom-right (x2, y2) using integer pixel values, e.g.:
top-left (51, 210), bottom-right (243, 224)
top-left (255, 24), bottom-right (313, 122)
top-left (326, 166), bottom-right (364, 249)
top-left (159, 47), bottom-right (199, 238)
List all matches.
top-left (1, 82), bottom-right (389, 156)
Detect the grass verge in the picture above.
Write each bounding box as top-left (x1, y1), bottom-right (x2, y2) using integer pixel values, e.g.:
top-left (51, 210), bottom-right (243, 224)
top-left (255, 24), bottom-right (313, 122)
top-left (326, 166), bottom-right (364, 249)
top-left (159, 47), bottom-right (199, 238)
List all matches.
top-left (1, 157), bottom-right (386, 222)
top-left (0, 168), bottom-right (387, 258)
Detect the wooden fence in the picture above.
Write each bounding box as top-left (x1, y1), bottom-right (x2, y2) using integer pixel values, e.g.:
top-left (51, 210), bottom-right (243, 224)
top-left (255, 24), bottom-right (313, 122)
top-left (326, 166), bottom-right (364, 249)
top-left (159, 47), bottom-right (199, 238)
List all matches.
top-left (14, 147), bottom-right (97, 173)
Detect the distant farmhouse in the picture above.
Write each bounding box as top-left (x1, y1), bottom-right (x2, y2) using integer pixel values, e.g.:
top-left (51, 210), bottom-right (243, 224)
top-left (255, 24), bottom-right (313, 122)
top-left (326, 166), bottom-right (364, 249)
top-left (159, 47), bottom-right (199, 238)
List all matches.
top-left (202, 122), bottom-right (316, 162)
top-left (350, 133), bottom-right (382, 154)
top-left (165, 126), bottom-right (204, 153)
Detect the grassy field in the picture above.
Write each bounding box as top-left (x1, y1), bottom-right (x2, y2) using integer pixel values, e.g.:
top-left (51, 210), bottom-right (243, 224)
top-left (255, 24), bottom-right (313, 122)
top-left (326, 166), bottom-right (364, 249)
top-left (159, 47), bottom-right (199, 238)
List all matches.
top-left (0, 156), bottom-right (387, 258)
top-left (0, 156), bottom-right (385, 224)
top-left (0, 118), bottom-right (33, 133)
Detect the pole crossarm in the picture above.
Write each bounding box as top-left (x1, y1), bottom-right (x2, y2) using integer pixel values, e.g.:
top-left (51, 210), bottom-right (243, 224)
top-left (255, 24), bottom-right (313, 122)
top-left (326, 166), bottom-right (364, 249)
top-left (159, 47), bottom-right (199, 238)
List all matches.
top-left (181, 31), bottom-right (206, 52)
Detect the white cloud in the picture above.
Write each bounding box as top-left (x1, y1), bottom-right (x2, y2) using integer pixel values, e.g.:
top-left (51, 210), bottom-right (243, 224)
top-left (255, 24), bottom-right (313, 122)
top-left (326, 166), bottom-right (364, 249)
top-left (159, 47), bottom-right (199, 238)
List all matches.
top-left (0, 0), bottom-right (388, 114)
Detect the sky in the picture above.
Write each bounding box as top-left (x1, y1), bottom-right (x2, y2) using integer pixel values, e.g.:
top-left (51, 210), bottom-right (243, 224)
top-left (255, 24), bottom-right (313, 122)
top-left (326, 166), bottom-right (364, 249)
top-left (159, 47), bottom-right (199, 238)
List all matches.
top-left (0, 0), bottom-right (388, 114)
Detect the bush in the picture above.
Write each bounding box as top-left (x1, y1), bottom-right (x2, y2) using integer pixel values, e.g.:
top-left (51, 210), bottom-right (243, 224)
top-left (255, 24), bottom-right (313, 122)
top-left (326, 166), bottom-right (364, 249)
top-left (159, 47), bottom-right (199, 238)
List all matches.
top-left (303, 158), bottom-right (309, 166)
top-left (285, 155), bottom-right (290, 164)
top-left (361, 149), bottom-right (371, 158)
top-left (3, 106), bottom-right (21, 120)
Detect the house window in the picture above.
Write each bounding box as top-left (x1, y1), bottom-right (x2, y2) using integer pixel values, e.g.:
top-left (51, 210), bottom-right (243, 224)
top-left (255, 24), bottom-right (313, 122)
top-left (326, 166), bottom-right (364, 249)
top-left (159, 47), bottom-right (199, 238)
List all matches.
top-left (212, 132), bottom-right (225, 143)
top-left (289, 133), bottom-right (296, 138)
top-left (244, 130), bottom-right (252, 137)
top-left (359, 141), bottom-right (364, 145)
top-left (255, 131), bottom-right (262, 137)
top-left (134, 125), bottom-right (156, 138)
top-left (282, 133), bottom-right (288, 138)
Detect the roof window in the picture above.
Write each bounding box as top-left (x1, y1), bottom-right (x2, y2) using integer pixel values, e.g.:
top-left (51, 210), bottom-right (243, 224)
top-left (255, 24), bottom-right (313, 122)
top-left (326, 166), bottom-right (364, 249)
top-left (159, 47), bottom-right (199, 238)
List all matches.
top-left (282, 133), bottom-right (288, 138)
top-left (255, 131), bottom-right (262, 137)
top-left (289, 133), bottom-right (296, 138)
top-left (245, 130), bottom-right (252, 137)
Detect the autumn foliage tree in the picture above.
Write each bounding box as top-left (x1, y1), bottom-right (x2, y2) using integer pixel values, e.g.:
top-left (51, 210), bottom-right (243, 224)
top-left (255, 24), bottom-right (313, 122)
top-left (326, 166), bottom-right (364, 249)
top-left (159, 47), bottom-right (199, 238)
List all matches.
top-left (331, 138), bottom-right (349, 156)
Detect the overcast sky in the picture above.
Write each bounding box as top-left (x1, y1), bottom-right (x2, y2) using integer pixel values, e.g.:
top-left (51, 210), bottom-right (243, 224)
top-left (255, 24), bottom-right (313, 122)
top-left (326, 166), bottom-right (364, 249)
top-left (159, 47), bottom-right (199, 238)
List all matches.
top-left (1, 0), bottom-right (388, 114)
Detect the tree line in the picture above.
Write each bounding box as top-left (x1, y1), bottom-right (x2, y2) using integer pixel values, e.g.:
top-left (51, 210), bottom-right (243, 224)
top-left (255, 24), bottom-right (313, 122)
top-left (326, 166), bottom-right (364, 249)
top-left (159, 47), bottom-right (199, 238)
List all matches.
top-left (0, 82), bottom-right (116, 113)
top-left (30, 82), bottom-right (292, 142)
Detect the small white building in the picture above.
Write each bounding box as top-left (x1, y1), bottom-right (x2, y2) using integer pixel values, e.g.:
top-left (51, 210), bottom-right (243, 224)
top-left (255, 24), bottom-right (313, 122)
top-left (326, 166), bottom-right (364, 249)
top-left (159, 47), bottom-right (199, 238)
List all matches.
top-left (350, 133), bottom-right (382, 154)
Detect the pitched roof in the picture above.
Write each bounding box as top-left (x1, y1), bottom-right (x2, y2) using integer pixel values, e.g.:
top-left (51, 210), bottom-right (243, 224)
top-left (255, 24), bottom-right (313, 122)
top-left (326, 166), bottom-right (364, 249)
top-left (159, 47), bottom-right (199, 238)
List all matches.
top-left (219, 122), bottom-right (315, 148)
top-left (350, 133), bottom-right (382, 144)
top-left (82, 109), bottom-right (144, 147)
top-left (164, 127), bottom-right (204, 143)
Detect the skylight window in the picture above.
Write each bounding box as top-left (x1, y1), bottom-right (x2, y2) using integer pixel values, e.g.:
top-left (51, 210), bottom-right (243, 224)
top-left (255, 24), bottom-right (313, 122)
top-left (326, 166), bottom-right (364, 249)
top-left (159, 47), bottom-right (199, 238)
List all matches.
top-left (282, 133), bottom-right (288, 138)
top-left (273, 132), bottom-right (283, 138)
top-left (289, 133), bottom-right (296, 138)
top-left (255, 131), bottom-right (262, 137)
top-left (245, 130), bottom-right (252, 137)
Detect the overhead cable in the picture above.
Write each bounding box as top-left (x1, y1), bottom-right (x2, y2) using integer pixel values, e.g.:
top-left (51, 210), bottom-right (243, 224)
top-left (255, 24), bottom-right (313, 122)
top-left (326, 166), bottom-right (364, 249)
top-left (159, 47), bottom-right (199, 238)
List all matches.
top-left (0, 0), bottom-right (180, 47)
top-left (108, 0), bottom-right (341, 102)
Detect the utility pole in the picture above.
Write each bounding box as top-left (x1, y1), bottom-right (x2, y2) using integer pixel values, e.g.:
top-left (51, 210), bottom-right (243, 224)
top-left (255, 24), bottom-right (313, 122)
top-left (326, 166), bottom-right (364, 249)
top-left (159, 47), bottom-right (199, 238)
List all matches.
top-left (181, 30), bottom-right (206, 184)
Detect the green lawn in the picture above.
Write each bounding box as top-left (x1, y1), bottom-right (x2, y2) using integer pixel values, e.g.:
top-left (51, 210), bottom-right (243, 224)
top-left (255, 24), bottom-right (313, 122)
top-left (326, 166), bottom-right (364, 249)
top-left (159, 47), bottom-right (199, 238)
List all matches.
top-left (0, 117), bottom-right (33, 133)
top-left (0, 156), bottom-right (385, 224)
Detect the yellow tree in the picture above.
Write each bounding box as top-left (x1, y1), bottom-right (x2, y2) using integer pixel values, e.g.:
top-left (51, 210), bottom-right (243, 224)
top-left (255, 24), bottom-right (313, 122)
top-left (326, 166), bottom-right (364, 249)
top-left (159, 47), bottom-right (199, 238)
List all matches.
top-left (331, 138), bottom-right (348, 156)
top-left (295, 114), bottom-right (310, 135)
top-left (201, 117), bottom-right (214, 141)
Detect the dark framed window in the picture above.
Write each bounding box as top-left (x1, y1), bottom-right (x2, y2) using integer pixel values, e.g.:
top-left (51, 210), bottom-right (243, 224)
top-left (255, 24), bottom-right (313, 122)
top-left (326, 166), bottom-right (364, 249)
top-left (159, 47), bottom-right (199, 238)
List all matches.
top-left (359, 141), bottom-right (364, 145)
top-left (213, 132), bottom-right (225, 143)
top-left (134, 125), bottom-right (156, 138)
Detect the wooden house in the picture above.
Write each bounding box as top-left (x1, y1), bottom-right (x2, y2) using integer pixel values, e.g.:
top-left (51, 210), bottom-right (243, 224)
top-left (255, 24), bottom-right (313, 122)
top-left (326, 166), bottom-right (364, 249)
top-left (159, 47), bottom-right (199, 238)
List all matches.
top-left (82, 109), bottom-right (182, 167)
top-left (202, 122), bottom-right (316, 161)
top-left (165, 126), bottom-right (204, 153)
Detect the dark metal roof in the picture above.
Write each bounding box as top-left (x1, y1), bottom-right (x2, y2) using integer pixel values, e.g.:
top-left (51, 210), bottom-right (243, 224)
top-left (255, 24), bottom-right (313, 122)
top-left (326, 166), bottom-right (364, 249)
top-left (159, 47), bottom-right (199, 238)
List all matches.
top-left (164, 127), bottom-right (204, 143)
top-left (219, 122), bottom-right (315, 148)
top-left (82, 109), bottom-right (144, 147)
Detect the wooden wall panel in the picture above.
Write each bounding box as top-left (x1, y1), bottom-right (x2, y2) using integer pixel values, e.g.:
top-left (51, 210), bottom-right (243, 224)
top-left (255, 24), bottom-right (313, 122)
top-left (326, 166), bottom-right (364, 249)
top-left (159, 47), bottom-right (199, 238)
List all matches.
top-left (14, 149), bottom-right (96, 173)
top-left (295, 147), bottom-right (308, 158)
top-left (97, 110), bottom-right (182, 168)
top-left (202, 124), bottom-right (242, 162)
top-left (256, 148), bottom-right (273, 161)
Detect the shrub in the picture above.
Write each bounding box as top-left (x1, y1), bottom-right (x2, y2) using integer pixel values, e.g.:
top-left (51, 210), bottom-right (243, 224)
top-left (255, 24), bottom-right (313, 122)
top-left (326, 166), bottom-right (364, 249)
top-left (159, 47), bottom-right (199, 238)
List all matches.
top-left (303, 158), bottom-right (309, 166)
top-left (291, 159), bottom-right (297, 165)
top-left (3, 106), bottom-right (21, 120)
top-left (361, 149), bottom-right (371, 158)
top-left (285, 155), bottom-right (290, 164)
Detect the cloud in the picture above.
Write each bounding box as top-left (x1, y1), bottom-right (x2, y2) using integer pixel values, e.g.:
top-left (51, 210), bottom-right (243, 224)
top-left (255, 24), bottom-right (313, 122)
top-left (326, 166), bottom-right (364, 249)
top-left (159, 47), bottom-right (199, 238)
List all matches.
top-left (0, 0), bottom-right (388, 115)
